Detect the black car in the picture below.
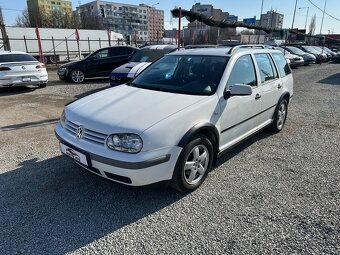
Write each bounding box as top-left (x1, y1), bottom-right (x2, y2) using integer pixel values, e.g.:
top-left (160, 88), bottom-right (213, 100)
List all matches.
top-left (58, 46), bottom-right (139, 83)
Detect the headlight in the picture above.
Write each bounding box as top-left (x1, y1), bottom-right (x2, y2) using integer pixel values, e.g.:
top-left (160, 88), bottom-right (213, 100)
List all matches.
top-left (60, 109), bottom-right (66, 127)
top-left (106, 134), bottom-right (143, 153)
top-left (59, 67), bottom-right (66, 73)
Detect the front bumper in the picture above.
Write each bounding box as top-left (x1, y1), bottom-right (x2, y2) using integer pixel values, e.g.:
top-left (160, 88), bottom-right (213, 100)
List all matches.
top-left (55, 123), bottom-right (182, 186)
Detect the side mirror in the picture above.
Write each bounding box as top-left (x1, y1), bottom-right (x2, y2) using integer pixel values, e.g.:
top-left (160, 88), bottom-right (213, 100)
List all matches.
top-left (224, 84), bottom-right (253, 99)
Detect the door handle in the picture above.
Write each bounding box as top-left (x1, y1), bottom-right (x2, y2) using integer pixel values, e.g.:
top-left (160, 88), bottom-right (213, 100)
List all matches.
top-left (255, 94), bottom-right (261, 100)
top-left (277, 84), bottom-right (282, 89)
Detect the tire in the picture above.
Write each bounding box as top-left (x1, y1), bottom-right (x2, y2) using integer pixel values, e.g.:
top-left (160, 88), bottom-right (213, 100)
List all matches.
top-left (171, 134), bottom-right (213, 193)
top-left (268, 99), bottom-right (288, 133)
top-left (70, 69), bottom-right (85, 83)
top-left (38, 83), bottom-right (47, 88)
top-left (49, 55), bottom-right (58, 64)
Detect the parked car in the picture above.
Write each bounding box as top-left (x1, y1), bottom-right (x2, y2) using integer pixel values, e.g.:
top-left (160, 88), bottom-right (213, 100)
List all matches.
top-left (276, 47), bottom-right (304, 68)
top-left (55, 46), bottom-right (293, 192)
top-left (311, 46), bottom-right (332, 61)
top-left (58, 46), bottom-right (139, 83)
top-left (109, 45), bottom-right (179, 86)
top-left (281, 46), bottom-right (316, 65)
top-left (319, 46), bottom-right (340, 62)
top-left (292, 45), bottom-right (327, 63)
top-left (0, 51), bottom-right (48, 88)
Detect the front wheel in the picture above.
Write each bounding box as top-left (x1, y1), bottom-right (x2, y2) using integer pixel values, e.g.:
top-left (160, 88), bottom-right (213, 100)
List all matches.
top-left (268, 99), bottom-right (288, 133)
top-left (171, 135), bottom-right (213, 193)
top-left (70, 69), bottom-right (85, 83)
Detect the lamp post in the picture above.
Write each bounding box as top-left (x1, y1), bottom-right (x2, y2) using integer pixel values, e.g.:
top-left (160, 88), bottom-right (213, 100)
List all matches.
top-left (298, 7), bottom-right (309, 30)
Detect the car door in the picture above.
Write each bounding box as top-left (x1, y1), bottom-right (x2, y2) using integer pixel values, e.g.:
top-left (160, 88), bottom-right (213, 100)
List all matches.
top-left (107, 47), bottom-right (136, 74)
top-left (85, 48), bottom-right (111, 77)
top-left (219, 54), bottom-right (263, 150)
top-left (253, 53), bottom-right (282, 123)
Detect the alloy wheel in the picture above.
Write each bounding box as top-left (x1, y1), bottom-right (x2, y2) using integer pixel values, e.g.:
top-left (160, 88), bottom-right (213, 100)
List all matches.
top-left (183, 144), bottom-right (210, 185)
top-left (71, 70), bottom-right (85, 83)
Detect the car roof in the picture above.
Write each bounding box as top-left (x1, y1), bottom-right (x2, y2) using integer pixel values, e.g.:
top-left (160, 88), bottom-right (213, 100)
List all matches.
top-left (0, 51), bottom-right (31, 55)
top-left (140, 45), bottom-right (178, 50)
top-left (168, 46), bottom-right (282, 57)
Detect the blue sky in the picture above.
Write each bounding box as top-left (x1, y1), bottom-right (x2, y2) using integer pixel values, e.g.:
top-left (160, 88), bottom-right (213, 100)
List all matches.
top-left (1, 0), bottom-right (340, 34)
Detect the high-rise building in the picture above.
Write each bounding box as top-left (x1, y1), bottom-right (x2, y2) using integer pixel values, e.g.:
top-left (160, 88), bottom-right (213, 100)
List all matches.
top-left (256, 10), bottom-right (284, 29)
top-left (75, 1), bottom-right (164, 42)
top-left (27, 0), bottom-right (73, 27)
top-left (187, 3), bottom-right (236, 44)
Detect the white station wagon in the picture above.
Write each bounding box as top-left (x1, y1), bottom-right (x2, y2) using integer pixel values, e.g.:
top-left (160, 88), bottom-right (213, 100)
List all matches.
top-left (55, 45), bottom-right (293, 192)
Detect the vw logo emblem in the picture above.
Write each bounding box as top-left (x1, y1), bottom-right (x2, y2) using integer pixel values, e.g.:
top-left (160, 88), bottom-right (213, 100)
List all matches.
top-left (75, 126), bottom-right (84, 139)
top-left (21, 66), bottom-right (26, 70)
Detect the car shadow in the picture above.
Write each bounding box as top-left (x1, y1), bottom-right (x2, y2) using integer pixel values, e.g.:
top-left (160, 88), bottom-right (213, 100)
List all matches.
top-left (0, 156), bottom-right (184, 254)
top-left (317, 73), bottom-right (340, 85)
top-left (0, 86), bottom-right (36, 96)
top-left (213, 130), bottom-right (274, 169)
top-left (0, 118), bottom-right (60, 131)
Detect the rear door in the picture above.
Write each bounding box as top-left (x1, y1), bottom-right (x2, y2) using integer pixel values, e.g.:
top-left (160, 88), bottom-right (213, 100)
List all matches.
top-left (253, 53), bottom-right (283, 123)
top-left (219, 54), bottom-right (263, 150)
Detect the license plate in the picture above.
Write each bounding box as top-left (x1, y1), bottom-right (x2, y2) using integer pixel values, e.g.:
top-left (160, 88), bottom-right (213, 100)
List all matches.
top-left (22, 77), bottom-right (31, 82)
top-left (60, 143), bottom-right (89, 166)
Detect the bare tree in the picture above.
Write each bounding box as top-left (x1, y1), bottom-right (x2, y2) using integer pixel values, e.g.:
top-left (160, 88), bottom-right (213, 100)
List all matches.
top-left (15, 8), bottom-right (33, 27)
top-left (309, 14), bottom-right (316, 35)
top-left (78, 12), bottom-right (102, 30)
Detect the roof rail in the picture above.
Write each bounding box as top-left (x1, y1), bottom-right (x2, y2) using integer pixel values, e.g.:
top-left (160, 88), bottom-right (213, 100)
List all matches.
top-left (227, 44), bottom-right (266, 54)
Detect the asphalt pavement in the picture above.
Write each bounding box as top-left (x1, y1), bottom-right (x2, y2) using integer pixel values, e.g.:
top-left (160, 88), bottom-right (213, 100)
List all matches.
top-left (0, 63), bottom-right (339, 254)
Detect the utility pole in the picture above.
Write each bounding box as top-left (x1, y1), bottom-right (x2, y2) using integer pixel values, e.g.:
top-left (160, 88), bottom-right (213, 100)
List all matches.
top-left (0, 7), bottom-right (10, 51)
top-left (291, 0), bottom-right (298, 29)
top-left (319, 0), bottom-right (327, 34)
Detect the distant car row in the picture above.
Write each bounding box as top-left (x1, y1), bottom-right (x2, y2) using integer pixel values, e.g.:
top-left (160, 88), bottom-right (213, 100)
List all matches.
top-left (1, 43), bottom-right (339, 88)
top-left (57, 44), bottom-right (340, 85)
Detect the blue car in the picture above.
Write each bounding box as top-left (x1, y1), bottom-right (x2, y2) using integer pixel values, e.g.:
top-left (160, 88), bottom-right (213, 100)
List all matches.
top-left (109, 45), bottom-right (179, 86)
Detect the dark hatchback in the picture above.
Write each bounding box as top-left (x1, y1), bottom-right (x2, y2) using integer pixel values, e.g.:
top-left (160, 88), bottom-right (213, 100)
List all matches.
top-left (58, 46), bottom-right (139, 83)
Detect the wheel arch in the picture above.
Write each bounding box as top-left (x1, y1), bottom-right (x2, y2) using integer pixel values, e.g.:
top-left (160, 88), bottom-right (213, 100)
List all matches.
top-left (178, 123), bottom-right (220, 162)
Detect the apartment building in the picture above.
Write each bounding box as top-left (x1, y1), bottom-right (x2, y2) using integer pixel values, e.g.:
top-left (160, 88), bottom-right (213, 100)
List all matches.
top-left (76, 1), bottom-right (164, 42)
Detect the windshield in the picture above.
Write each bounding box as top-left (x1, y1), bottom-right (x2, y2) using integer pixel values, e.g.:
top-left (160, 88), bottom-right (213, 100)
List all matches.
top-left (286, 46), bottom-right (306, 55)
top-left (301, 46), bottom-right (319, 54)
top-left (131, 55), bottom-right (229, 96)
top-left (131, 49), bottom-right (173, 62)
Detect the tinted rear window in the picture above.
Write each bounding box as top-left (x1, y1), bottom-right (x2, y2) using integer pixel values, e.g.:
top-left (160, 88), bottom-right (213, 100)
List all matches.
top-left (0, 54), bottom-right (37, 63)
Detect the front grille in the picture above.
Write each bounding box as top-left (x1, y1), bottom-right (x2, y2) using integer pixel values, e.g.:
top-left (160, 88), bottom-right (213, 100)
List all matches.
top-left (65, 120), bottom-right (107, 145)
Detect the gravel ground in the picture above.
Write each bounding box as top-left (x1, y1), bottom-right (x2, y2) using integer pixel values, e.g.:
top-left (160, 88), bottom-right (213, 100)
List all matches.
top-left (0, 64), bottom-right (339, 254)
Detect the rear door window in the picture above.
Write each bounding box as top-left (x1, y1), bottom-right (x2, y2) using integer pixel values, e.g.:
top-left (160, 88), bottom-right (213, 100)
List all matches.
top-left (272, 53), bottom-right (291, 77)
top-left (254, 53), bottom-right (278, 84)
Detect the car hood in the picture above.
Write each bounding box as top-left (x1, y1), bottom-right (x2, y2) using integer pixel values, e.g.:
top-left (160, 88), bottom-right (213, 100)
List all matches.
top-left (66, 85), bottom-right (206, 135)
top-left (111, 62), bottom-right (151, 78)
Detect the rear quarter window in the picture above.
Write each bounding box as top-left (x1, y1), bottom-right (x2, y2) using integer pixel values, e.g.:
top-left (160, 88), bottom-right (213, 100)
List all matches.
top-left (272, 53), bottom-right (291, 77)
top-left (0, 54), bottom-right (37, 63)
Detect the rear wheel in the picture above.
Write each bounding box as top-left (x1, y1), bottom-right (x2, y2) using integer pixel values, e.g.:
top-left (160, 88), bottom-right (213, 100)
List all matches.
top-left (70, 69), bottom-right (85, 83)
top-left (268, 99), bottom-right (288, 133)
top-left (171, 135), bottom-right (213, 193)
